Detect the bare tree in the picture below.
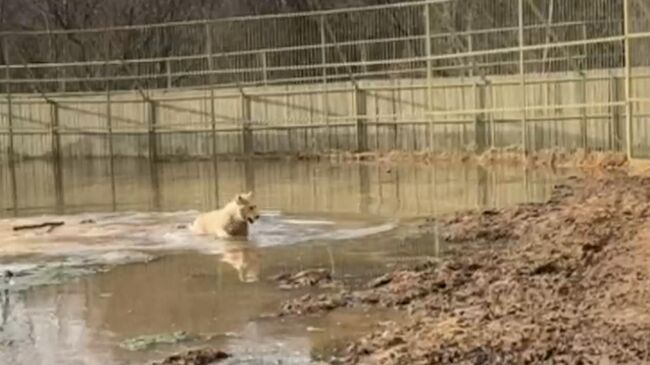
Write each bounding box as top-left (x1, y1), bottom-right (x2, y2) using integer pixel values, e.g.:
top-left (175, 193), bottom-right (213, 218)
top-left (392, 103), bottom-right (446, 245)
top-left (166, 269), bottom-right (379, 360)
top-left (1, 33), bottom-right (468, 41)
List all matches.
top-left (0, 0), bottom-right (626, 92)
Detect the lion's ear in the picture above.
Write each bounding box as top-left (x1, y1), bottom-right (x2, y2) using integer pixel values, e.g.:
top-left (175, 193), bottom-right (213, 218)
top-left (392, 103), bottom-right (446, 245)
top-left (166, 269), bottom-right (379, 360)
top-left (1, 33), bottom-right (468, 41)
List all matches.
top-left (236, 194), bottom-right (246, 205)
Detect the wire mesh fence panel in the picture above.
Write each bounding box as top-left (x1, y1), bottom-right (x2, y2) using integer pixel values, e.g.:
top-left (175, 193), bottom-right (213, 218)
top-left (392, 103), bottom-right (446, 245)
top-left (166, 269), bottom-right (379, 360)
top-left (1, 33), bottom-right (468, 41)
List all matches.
top-left (627, 0), bottom-right (650, 157)
top-left (0, 0), bottom-right (646, 159)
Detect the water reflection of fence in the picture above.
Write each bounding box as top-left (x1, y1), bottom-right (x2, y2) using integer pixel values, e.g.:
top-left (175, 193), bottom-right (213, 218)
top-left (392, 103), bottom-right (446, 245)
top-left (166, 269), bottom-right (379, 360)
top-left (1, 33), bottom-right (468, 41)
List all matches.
top-left (0, 160), bottom-right (560, 218)
top-left (3, 0), bottom-right (650, 159)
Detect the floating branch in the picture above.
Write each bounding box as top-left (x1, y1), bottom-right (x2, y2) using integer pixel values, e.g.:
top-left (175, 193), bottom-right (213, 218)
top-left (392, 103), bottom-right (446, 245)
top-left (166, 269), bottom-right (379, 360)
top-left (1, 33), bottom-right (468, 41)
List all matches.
top-left (12, 221), bottom-right (65, 232)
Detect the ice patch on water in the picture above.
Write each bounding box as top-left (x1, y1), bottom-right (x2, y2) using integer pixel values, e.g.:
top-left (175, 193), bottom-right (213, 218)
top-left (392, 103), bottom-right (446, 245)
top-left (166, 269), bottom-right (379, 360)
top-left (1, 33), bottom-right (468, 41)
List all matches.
top-left (0, 211), bottom-right (396, 290)
top-left (312, 222), bottom-right (396, 240)
top-left (281, 219), bottom-right (335, 226)
top-left (0, 250), bottom-right (158, 290)
top-left (259, 210), bottom-right (281, 217)
top-left (73, 251), bottom-right (156, 266)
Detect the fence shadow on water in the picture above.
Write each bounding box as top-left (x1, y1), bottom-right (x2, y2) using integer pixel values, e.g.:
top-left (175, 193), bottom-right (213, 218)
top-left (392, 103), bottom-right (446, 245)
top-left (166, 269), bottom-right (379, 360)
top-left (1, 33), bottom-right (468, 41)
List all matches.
top-left (0, 159), bottom-right (565, 218)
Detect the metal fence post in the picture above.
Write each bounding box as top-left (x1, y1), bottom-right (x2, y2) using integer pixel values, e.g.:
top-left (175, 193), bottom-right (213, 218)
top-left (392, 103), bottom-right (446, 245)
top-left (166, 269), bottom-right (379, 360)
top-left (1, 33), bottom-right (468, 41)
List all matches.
top-left (106, 86), bottom-right (116, 208)
top-left (581, 22), bottom-right (588, 60)
top-left (579, 71), bottom-right (588, 150)
top-left (2, 37), bottom-right (14, 162)
top-left (355, 87), bottom-right (368, 152)
top-left (424, 3), bottom-right (433, 150)
top-left (320, 15), bottom-right (331, 151)
top-left (475, 79), bottom-right (487, 152)
top-left (518, 0), bottom-right (528, 154)
top-left (104, 35), bottom-right (116, 209)
top-left (166, 59), bottom-right (173, 89)
top-left (260, 50), bottom-right (270, 151)
top-left (104, 37), bottom-right (114, 160)
top-left (241, 94), bottom-right (253, 155)
top-left (488, 79), bottom-right (496, 148)
top-left (4, 38), bottom-right (17, 213)
top-left (106, 85), bottom-right (114, 158)
top-left (148, 99), bottom-right (158, 161)
top-left (284, 86), bottom-right (291, 152)
top-left (623, 0), bottom-right (633, 159)
top-left (50, 99), bottom-right (64, 212)
top-left (260, 51), bottom-right (268, 85)
top-left (609, 72), bottom-right (622, 151)
top-left (205, 22), bottom-right (218, 157)
top-left (467, 23), bottom-right (475, 79)
top-left (50, 101), bottom-right (61, 160)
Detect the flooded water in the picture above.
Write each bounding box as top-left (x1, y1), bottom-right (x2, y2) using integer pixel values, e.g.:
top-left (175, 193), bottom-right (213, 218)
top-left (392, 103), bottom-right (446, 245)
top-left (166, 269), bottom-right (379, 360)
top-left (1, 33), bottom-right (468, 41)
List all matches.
top-left (0, 159), bottom-right (572, 365)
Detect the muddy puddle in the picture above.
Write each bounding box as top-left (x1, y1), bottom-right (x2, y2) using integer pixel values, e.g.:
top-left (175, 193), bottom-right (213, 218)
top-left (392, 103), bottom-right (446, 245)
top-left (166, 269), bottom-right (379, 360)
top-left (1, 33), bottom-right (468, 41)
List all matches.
top-left (0, 159), bottom-right (572, 365)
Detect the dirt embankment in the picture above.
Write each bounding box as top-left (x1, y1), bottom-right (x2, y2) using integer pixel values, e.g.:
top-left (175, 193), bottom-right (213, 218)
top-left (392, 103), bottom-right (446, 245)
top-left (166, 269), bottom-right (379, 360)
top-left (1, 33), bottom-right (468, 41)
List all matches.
top-left (156, 147), bottom-right (629, 171)
top-left (292, 148), bottom-right (628, 170)
top-left (279, 172), bottom-right (650, 364)
top-left (151, 348), bottom-right (229, 365)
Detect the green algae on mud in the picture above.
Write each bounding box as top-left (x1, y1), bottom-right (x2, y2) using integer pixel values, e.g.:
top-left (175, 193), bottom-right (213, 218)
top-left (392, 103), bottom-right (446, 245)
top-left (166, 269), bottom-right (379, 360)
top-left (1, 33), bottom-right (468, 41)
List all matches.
top-left (150, 348), bottom-right (230, 365)
top-left (120, 331), bottom-right (195, 351)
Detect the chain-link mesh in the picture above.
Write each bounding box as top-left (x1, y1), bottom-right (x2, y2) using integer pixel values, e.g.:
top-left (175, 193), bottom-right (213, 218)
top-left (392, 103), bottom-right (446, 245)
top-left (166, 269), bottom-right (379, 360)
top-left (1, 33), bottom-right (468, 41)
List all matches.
top-left (0, 0), bottom-right (645, 159)
top-left (0, 0), bottom-right (628, 92)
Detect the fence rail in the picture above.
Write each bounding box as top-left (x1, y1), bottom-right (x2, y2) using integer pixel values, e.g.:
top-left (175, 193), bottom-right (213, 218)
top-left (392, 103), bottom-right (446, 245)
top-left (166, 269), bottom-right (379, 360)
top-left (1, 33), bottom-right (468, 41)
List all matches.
top-left (2, 0), bottom-right (650, 160)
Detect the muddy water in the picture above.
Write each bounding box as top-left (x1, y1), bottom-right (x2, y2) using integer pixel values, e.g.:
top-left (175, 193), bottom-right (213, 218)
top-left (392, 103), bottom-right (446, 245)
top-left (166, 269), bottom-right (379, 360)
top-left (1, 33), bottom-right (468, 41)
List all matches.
top-left (0, 159), bottom-right (572, 365)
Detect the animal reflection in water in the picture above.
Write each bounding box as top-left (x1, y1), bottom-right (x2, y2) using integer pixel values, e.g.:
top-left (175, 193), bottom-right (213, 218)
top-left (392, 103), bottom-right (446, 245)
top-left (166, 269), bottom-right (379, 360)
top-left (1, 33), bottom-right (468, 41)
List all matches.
top-left (190, 192), bottom-right (262, 283)
top-left (220, 239), bottom-right (261, 283)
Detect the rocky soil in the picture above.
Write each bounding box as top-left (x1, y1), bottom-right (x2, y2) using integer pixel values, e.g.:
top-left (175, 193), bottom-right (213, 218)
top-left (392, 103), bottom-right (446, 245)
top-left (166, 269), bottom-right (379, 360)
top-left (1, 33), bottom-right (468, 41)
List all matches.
top-left (293, 148), bottom-right (628, 170)
top-left (271, 268), bottom-right (341, 290)
top-left (278, 172), bottom-right (650, 364)
top-left (151, 348), bottom-right (230, 365)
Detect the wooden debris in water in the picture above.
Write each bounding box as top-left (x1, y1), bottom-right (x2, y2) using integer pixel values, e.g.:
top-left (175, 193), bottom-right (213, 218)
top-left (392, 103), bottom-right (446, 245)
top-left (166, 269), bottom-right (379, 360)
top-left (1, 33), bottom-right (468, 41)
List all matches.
top-left (12, 221), bottom-right (64, 232)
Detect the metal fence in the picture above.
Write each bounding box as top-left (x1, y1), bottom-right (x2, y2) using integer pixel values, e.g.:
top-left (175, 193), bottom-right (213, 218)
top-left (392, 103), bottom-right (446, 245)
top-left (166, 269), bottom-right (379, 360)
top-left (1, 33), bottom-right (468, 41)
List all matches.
top-left (1, 0), bottom-right (650, 160)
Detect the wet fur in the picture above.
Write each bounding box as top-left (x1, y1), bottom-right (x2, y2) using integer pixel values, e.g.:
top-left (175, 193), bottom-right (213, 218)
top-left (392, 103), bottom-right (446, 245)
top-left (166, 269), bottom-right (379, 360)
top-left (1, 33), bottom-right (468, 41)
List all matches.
top-left (223, 217), bottom-right (249, 237)
top-left (190, 192), bottom-right (259, 238)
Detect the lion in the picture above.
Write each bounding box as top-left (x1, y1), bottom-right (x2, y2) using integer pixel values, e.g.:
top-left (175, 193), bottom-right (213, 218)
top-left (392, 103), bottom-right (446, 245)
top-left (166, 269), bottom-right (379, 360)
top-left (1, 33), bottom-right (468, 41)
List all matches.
top-left (190, 192), bottom-right (260, 238)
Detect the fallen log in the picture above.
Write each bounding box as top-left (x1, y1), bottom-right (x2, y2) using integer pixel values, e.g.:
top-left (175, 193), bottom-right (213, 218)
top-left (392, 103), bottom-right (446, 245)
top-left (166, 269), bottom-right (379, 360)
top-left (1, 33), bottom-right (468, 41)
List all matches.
top-left (12, 221), bottom-right (64, 232)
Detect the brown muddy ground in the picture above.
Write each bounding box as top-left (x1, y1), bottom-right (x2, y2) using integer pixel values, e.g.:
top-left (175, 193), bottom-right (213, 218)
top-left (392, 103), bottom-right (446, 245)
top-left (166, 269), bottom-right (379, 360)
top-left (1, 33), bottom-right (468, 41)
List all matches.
top-left (156, 147), bottom-right (628, 171)
top-left (278, 172), bottom-right (650, 364)
top-left (151, 348), bottom-right (229, 365)
top-left (292, 148), bottom-right (628, 170)
top-left (271, 268), bottom-right (341, 290)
